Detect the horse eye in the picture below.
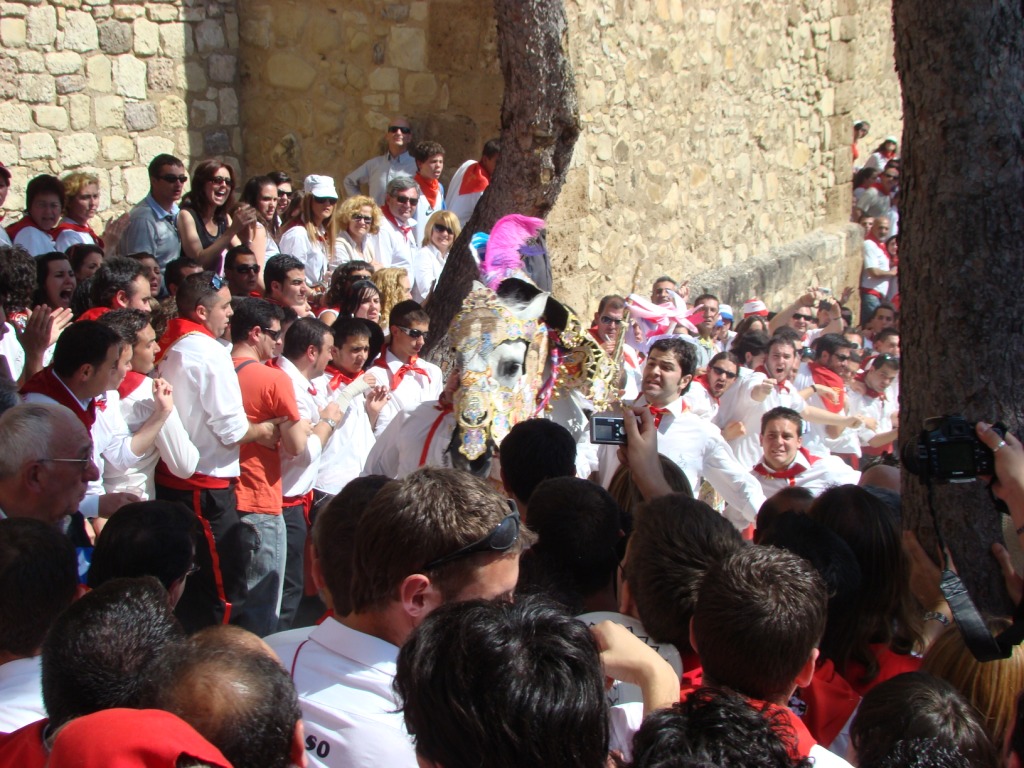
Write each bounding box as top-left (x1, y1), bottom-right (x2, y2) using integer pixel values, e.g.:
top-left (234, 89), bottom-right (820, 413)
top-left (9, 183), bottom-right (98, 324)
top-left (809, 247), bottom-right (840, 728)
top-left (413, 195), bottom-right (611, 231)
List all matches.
top-left (500, 361), bottom-right (522, 378)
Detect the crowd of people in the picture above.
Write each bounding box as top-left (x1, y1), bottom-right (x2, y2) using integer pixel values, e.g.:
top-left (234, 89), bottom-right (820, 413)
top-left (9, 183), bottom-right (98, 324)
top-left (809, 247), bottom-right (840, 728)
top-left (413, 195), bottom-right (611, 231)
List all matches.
top-left (0, 116), bottom-right (1020, 768)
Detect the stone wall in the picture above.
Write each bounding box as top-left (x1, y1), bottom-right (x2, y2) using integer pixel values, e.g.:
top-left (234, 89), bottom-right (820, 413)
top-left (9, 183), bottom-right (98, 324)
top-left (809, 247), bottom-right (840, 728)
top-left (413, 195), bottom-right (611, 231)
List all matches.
top-left (0, 0), bottom-right (241, 228)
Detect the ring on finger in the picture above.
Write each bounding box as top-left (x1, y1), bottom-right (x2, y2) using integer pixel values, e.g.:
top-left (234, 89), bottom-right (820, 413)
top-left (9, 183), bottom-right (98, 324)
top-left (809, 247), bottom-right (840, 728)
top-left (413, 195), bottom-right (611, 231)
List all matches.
top-left (994, 440), bottom-right (1008, 452)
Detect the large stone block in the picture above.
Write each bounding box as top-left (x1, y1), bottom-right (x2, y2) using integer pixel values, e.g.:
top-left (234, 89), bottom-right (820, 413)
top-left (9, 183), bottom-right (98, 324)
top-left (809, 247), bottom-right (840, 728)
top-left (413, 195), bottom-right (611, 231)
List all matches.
top-left (33, 105), bottom-right (68, 130)
top-left (265, 53), bottom-right (315, 90)
top-left (387, 27), bottom-right (426, 71)
top-left (86, 54), bottom-right (112, 92)
top-left (218, 88), bottom-right (238, 125)
top-left (17, 73), bottom-right (54, 103)
top-left (98, 20), bottom-right (132, 54)
top-left (123, 165), bottom-right (151, 202)
top-left (146, 57), bottom-right (175, 90)
top-left (62, 10), bottom-right (98, 51)
top-left (135, 135), bottom-right (174, 163)
top-left (367, 66), bottom-right (398, 92)
top-left (0, 18), bottom-right (26, 47)
top-left (195, 19), bottom-right (225, 53)
top-left (0, 59), bottom-right (14, 99)
top-left (133, 17), bottom-right (159, 55)
top-left (19, 132), bottom-right (57, 160)
top-left (159, 94), bottom-right (187, 127)
top-left (68, 93), bottom-right (89, 129)
top-left (93, 94), bottom-right (124, 128)
top-left (203, 130), bottom-right (231, 156)
top-left (124, 101), bottom-right (157, 131)
top-left (240, 18), bottom-right (270, 48)
top-left (55, 73), bottom-right (85, 94)
top-left (59, 133), bottom-right (99, 167)
top-left (403, 72), bottom-right (436, 105)
top-left (190, 100), bottom-right (217, 127)
top-left (146, 5), bottom-right (179, 23)
top-left (102, 135), bottom-right (135, 161)
top-left (25, 5), bottom-right (56, 46)
top-left (209, 54), bottom-right (236, 84)
top-left (0, 102), bottom-right (31, 132)
top-left (45, 51), bottom-right (82, 75)
top-left (113, 5), bottom-right (145, 21)
top-left (113, 54), bottom-right (146, 99)
top-left (18, 51), bottom-right (45, 74)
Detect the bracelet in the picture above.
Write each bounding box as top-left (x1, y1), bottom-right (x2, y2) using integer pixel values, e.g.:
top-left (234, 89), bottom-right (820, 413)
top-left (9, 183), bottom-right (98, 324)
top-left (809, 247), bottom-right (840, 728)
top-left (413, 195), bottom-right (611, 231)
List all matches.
top-left (923, 610), bottom-right (949, 626)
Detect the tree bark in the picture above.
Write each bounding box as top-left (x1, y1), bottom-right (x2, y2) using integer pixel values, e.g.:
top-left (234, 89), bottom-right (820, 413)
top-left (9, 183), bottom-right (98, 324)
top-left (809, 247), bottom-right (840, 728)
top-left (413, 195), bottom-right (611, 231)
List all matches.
top-left (894, 0), bottom-right (1024, 613)
top-left (423, 0), bottom-right (581, 364)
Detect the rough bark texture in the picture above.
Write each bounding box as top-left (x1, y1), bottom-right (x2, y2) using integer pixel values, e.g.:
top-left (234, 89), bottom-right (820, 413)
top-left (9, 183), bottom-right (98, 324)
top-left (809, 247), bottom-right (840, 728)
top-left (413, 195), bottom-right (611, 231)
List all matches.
top-left (894, 0), bottom-right (1024, 613)
top-left (423, 0), bottom-right (581, 365)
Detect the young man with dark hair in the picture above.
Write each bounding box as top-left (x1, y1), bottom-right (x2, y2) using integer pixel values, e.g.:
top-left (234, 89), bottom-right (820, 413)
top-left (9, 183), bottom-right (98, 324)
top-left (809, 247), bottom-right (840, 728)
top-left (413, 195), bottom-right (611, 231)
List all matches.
top-left (753, 407), bottom-right (860, 497)
top-left (162, 255), bottom-right (202, 297)
top-left (445, 137), bottom-right (500, 226)
top-left (229, 298), bottom-right (308, 637)
top-left (98, 308), bottom-right (198, 498)
top-left (692, 546), bottom-right (851, 766)
top-left (591, 293), bottom-right (642, 399)
top-left (684, 349), bottom-right (740, 421)
top-left (690, 292), bottom-right (721, 368)
top-left (0, 519), bottom-right (78, 732)
top-left (80, 256), bottom-right (151, 320)
top-left (156, 272), bottom-right (280, 632)
top-left (848, 353), bottom-right (900, 458)
top-left (119, 153), bottom-right (186, 267)
top-left (267, 467), bottom-right (531, 768)
top-left (264, 253), bottom-right (310, 316)
top-left (497, 418), bottom-right (577, 516)
top-left (225, 244), bottom-right (261, 297)
top-left (22, 321), bottom-right (164, 522)
top-left (599, 336), bottom-right (766, 528)
top-left (371, 299), bottom-right (442, 436)
top-left (793, 332), bottom-right (860, 457)
top-left (769, 288), bottom-right (844, 345)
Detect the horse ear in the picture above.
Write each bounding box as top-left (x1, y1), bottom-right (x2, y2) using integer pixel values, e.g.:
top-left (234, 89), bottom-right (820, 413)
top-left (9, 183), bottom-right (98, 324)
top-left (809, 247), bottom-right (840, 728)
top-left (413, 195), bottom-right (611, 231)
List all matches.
top-left (513, 290), bottom-right (549, 322)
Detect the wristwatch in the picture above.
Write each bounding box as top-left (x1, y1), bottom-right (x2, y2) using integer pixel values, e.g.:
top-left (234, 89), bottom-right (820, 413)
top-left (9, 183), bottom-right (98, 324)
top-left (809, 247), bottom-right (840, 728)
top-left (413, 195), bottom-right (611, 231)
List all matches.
top-left (322, 417), bottom-right (339, 431)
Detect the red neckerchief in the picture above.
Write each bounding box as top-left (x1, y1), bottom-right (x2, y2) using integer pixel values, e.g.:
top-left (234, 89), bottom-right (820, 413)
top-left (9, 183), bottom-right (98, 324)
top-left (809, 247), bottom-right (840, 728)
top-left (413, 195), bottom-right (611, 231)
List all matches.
top-left (5, 216), bottom-right (59, 241)
top-left (854, 367), bottom-right (885, 400)
top-left (156, 317), bottom-right (215, 364)
top-left (754, 365), bottom-right (790, 391)
top-left (414, 173), bottom-right (440, 208)
top-left (693, 374), bottom-right (719, 404)
top-left (21, 368), bottom-right (97, 429)
top-left (458, 161), bottom-right (491, 194)
top-left (799, 658), bottom-right (861, 747)
top-left (117, 370), bottom-right (148, 400)
top-left (76, 306), bottom-right (111, 322)
top-left (649, 406), bottom-right (670, 428)
top-left (747, 698), bottom-right (819, 760)
top-left (372, 346), bottom-right (429, 390)
top-left (381, 206), bottom-right (413, 238)
top-left (325, 363), bottom-right (361, 392)
top-left (807, 362), bottom-right (845, 413)
top-left (58, 217), bottom-right (105, 249)
top-left (753, 448), bottom-right (819, 485)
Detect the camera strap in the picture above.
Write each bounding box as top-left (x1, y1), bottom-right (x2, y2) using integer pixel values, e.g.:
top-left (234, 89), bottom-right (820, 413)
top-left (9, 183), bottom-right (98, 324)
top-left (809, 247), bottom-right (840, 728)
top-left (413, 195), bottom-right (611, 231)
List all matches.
top-left (928, 481), bottom-right (1024, 661)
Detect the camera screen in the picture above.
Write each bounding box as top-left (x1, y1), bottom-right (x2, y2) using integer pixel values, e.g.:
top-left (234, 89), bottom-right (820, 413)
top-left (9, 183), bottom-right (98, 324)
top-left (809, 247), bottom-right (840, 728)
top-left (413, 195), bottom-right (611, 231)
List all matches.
top-left (936, 443), bottom-right (976, 475)
top-left (594, 419), bottom-right (626, 443)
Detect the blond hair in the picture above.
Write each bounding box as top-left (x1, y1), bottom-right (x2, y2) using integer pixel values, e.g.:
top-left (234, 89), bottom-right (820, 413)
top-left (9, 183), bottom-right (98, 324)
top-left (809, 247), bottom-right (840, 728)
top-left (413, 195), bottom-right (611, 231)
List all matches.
top-left (421, 210), bottom-right (461, 247)
top-left (338, 195), bottom-right (381, 235)
top-left (374, 267), bottom-right (409, 329)
top-left (61, 172), bottom-right (99, 214)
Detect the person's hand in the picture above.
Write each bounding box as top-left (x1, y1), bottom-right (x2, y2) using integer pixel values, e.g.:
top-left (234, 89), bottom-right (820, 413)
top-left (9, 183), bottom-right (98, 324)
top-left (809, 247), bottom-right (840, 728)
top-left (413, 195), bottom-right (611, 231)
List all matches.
top-left (18, 305), bottom-right (71, 357)
top-left (799, 289), bottom-right (819, 306)
top-left (365, 385), bottom-right (389, 418)
top-left (101, 212), bottom-right (131, 251)
top-left (839, 286), bottom-right (855, 305)
top-left (229, 203), bottom-right (258, 234)
top-left (844, 414), bottom-right (863, 429)
top-left (991, 542), bottom-right (1023, 605)
top-left (617, 405), bottom-right (672, 501)
top-left (151, 377), bottom-right (173, 415)
top-left (363, 372), bottom-right (378, 388)
top-left (977, 422), bottom-right (1024, 516)
top-left (254, 417), bottom-right (285, 449)
top-left (858, 414), bottom-right (878, 431)
top-left (902, 530), bottom-right (947, 611)
top-left (98, 492), bottom-right (141, 518)
top-left (319, 400), bottom-right (342, 424)
top-left (439, 370), bottom-right (460, 408)
top-left (722, 420), bottom-right (745, 442)
top-left (591, 620), bottom-right (679, 715)
top-left (753, 379), bottom-right (776, 399)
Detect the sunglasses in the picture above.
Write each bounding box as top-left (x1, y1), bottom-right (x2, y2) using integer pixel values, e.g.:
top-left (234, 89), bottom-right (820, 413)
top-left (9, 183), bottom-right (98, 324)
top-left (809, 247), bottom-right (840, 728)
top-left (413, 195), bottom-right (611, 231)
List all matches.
top-left (710, 365), bottom-right (738, 379)
top-left (394, 194), bottom-right (419, 206)
top-left (210, 176), bottom-right (232, 186)
top-left (883, 174), bottom-right (899, 180)
top-left (261, 327), bottom-right (282, 341)
top-left (388, 125), bottom-right (413, 134)
top-left (792, 313), bottom-right (815, 322)
top-left (277, 190), bottom-right (295, 198)
top-left (233, 264), bottom-right (260, 275)
top-left (396, 326), bottom-right (428, 340)
top-left (158, 174), bottom-right (188, 184)
top-left (352, 214), bottom-right (373, 223)
top-left (834, 354), bottom-right (852, 362)
top-left (600, 315), bottom-right (624, 325)
top-left (421, 503), bottom-right (521, 571)
top-left (433, 224), bottom-right (454, 236)
top-left (313, 196), bottom-right (338, 205)
top-left (209, 274), bottom-right (226, 291)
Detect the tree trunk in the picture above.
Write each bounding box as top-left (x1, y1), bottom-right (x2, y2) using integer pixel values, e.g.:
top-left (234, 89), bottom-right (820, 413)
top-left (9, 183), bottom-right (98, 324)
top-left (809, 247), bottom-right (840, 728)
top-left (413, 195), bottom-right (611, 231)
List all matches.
top-left (894, 0), bottom-right (1024, 613)
top-left (423, 0), bottom-right (581, 365)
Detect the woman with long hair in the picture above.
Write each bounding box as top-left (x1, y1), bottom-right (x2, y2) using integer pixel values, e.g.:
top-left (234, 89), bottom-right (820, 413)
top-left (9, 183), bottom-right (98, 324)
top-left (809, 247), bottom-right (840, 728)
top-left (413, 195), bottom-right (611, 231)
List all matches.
top-left (68, 243), bottom-right (105, 283)
top-left (373, 267), bottom-right (412, 329)
top-left (177, 160), bottom-right (255, 271)
top-left (33, 252), bottom-right (76, 310)
top-left (412, 210), bottom-right (461, 304)
top-left (278, 175), bottom-right (339, 289)
top-left (239, 175), bottom-right (280, 289)
top-left (338, 279), bottom-right (382, 327)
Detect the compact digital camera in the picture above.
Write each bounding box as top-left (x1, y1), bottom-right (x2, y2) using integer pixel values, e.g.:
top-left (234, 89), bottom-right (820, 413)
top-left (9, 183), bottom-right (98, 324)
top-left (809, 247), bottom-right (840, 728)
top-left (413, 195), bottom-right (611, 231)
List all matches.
top-left (902, 415), bottom-right (1005, 483)
top-left (590, 414), bottom-right (627, 445)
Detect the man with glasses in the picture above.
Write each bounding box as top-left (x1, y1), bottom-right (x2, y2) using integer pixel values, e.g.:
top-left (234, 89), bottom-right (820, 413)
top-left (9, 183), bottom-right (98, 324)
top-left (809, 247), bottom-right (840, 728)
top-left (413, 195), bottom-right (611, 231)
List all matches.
top-left (752, 407), bottom-right (859, 497)
top-left (373, 175), bottom-right (421, 271)
top-left (343, 117), bottom-right (417, 206)
top-left (155, 272), bottom-right (281, 632)
top-left (266, 467), bottom-right (529, 768)
top-left (371, 300), bottom-right (442, 437)
top-left (119, 153), bottom-right (186, 269)
top-left (683, 351), bottom-right (739, 421)
top-left (793, 333), bottom-right (861, 459)
top-left (224, 245), bottom-right (261, 298)
top-left (590, 294), bottom-right (642, 400)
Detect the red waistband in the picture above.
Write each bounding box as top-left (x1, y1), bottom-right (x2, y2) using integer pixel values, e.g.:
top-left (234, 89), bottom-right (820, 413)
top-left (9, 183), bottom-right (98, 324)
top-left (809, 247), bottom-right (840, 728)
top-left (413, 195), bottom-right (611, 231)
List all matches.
top-left (155, 460), bottom-right (233, 490)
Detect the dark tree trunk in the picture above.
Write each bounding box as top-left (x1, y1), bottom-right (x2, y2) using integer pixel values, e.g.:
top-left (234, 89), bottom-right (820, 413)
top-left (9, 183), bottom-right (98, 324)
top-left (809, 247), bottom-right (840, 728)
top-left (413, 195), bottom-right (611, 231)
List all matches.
top-left (894, 0), bottom-right (1024, 613)
top-left (423, 0), bottom-right (581, 365)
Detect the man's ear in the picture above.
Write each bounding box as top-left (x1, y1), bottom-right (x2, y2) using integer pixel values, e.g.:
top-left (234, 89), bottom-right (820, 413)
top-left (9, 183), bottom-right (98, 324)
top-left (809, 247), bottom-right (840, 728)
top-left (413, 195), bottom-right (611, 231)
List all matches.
top-left (688, 616), bottom-right (699, 656)
top-left (399, 573), bottom-right (442, 624)
top-left (310, 549), bottom-right (334, 614)
top-left (290, 720), bottom-right (308, 768)
top-left (114, 289), bottom-right (129, 309)
top-left (794, 647), bottom-right (819, 689)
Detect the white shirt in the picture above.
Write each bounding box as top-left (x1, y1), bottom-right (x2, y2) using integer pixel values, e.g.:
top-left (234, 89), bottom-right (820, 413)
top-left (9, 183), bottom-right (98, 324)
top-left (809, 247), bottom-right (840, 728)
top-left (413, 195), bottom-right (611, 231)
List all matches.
top-left (598, 397), bottom-right (766, 527)
top-left (275, 356), bottom-right (323, 498)
top-left (342, 152), bottom-right (418, 206)
top-left (315, 373), bottom-right (377, 494)
top-left (279, 225), bottom-right (328, 286)
top-left (847, 388), bottom-right (897, 449)
top-left (0, 656), bottom-right (44, 734)
top-left (681, 377), bottom-right (719, 421)
top-left (104, 375), bottom-right (200, 499)
top-left (751, 448), bottom-right (861, 498)
top-left (267, 617), bottom-right (416, 768)
top-left (11, 224), bottom-right (57, 257)
top-left (723, 372), bottom-right (806, 471)
top-left (0, 322), bottom-right (24, 382)
top-left (157, 333), bottom-right (250, 478)
top-left (861, 238), bottom-right (891, 296)
top-left (371, 349), bottom-right (443, 437)
top-left (363, 401), bottom-right (455, 479)
top-left (55, 223), bottom-right (98, 252)
top-left (0, 227), bottom-right (11, 248)
top-left (333, 231), bottom-right (376, 266)
top-left (411, 244), bottom-right (446, 304)
top-left (444, 159), bottom-right (486, 226)
top-left (371, 216), bottom-right (418, 272)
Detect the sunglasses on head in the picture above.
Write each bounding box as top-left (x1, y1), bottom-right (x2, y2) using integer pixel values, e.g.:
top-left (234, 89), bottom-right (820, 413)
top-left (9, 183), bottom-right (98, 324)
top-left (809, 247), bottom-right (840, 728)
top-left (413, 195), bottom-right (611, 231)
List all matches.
top-left (396, 326), bottom-right (428, 340)
top-left (209, 274), bottom-right (226, 291)
top-left (433, 223), bottom-right (454, 236)
top-left (710, 365), bottom-right (738, 379)
top-left (313, 196), bottom-right (338, 205)
top-left (394, 194), bottom-right (419, 206)
top-left (233, 264), bottom-right (260, 275)
top-left (388, 125), bottom-right (412, 134)
top-left (421, 502), bottom-right (521, 571)
top-left (158, 174), bottom-right (188, 184)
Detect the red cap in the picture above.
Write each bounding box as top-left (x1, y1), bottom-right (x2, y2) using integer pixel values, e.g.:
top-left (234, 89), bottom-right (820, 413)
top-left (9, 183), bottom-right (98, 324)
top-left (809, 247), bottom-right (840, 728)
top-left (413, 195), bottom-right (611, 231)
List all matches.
top-left (48, 709), bottom-right (233, 768)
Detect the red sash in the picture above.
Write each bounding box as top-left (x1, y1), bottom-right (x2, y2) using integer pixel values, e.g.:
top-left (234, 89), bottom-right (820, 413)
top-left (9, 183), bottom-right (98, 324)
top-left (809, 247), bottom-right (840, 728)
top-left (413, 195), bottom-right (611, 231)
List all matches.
top-left (458, 162), bottom-right (491, 195)
top-left (57, 218), bottom-right (104, 249)
top-left (854, 368), bottom-right (885, 400)
top-left (5, 216), bottom-right (59, 243)
top-left (753, 448), bottom-right (819, 486)
top-left (21, 368), bottom-right (96, 429)
top-left (381, 206), bottom-right (413, 238)
top-left (325, 363), bottom-right (361, 392)
top-left (372, 347), bottom-right (430, 390)
top-left (414, 173), bottom-right (440, 208)
top-left (155, 459), bottom-right (231, 490)
top-left (807, 362), bottom-right (845, 413)
top-left (156, 317), bottom-right (215, 364)
top-left (116, 370), bottom-right (148, 400)
top-left (76, 306), bottom-right (111, 323)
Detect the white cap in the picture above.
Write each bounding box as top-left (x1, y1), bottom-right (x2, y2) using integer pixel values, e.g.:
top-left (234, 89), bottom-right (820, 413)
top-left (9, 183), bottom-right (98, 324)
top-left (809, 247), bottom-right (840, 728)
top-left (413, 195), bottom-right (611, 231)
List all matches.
top-left (304, 174), bottom-right (338, 199)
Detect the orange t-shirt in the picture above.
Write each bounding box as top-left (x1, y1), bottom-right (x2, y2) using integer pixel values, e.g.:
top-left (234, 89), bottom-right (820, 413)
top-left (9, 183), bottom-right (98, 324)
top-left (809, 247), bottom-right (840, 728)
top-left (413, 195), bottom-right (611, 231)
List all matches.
top-left (233, 358), bottom-right (301, 514)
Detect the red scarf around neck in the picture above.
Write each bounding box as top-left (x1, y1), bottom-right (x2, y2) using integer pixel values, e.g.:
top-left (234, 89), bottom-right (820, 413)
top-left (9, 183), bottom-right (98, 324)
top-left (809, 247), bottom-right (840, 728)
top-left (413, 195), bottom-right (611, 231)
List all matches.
top-left (372, 346), bottom-right (429, 390)
top-left (6, 216), bottom-right (59, 242)
top-left (58, 218), bottom-right (104, 249)
top-left (22, 368), bottom-right (97, 429)
top-left (753, 447), bottom-right (819, 484)
top-left (117, 370), bottom-right (148, 400)
top-left (156, 318), bottom-right (215, 364)
top-left (854, 367), bottom-right (885, 400)
top-left (693, 374), bottom-right (719, 404)
top-left (414, 173), bottom-right (440, 208)
top-left (381, 206), bottom-right (413, 237)
top-left (325, 363), bottom-right (361, 392)
top-left (458, 162), bottom-right (491, 195)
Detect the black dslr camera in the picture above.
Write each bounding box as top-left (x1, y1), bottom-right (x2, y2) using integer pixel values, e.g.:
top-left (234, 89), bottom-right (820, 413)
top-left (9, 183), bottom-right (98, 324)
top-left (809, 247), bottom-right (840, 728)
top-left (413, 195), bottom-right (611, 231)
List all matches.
top-left (902, 415), bottom-right (1005, 484)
